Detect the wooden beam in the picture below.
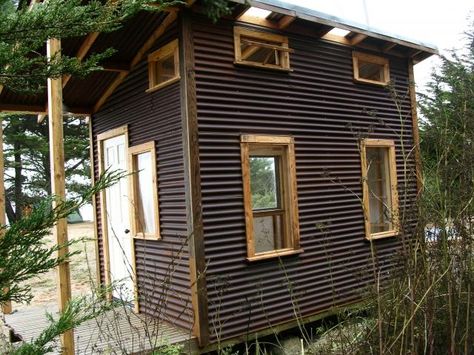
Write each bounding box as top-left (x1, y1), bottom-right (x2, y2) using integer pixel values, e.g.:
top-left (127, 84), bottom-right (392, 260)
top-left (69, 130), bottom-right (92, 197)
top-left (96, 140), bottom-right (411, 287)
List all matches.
top-left (237, 13), bottom-right (278, 29)
top-left (131, 12), bottom-right (177, 67)
top-left (47, 38), bottom-right (74, 355)
top-left (321, 32), bottom-right (351, 45)
top-left (231, 4), bottom-right (250, 19)
top-left (0, 118), bottom-right (12, 315)
top-left (383, 42), bottom-right (397, 53)
top-left (408, 60), bottom-right (423, 194)
top-left (180, 12), bottom-right (209, 347)
top-left (315, 25), bottom-right (334, 37)
top-left (101, 62), bottom-right (130, 72)
top-left (0, 104), bottom-right (45, 113)
top-left (278, 15), bottom-right (295, 29)
top-left (0, 103), bottom-right (91, 115)
top-left (93, 71), bottom-right (128, 113)
top-left (350, 33), bottom-right (368, 45)
top-left (409, 49), bottom-right (423, 58)
top-left (93, 11), bottom-right (178, 113)
top-left (62, 32), bottom-right (100, 88)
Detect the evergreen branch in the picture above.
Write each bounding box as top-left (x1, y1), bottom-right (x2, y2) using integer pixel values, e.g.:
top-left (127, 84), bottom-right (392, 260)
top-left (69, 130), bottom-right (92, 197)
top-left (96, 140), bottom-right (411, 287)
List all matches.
top-left (0, 169), bottom-right (127, 305)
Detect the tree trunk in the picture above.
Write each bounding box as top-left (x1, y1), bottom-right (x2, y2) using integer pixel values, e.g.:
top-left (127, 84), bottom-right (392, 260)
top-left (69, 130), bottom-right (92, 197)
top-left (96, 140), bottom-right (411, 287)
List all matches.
top-left (13, 141), bottom-right (23, 222)
top-left (5, 196), bottom-right (16, 224)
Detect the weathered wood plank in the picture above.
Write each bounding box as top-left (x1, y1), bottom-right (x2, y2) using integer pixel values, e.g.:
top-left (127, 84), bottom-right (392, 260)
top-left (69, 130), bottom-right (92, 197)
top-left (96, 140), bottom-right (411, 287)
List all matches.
top-left (47, 38), bottom-right (74, 355)
top-left (179, 11), bottom-right (209, 347)
top-left (408, 60), bottom-right (423, 193)
top-left (4, 306), bottom-right (198, 354)
top-left (0, 118), bottom-right (12, 315)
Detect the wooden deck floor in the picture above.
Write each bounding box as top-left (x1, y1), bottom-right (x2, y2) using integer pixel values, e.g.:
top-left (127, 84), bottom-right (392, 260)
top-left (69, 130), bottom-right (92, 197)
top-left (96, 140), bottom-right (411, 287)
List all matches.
top-left (4, 305), bottom-right (198, 354)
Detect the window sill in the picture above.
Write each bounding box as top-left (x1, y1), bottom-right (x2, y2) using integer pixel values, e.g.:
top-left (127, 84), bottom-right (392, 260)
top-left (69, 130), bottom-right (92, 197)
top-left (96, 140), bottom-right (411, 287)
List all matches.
top-left (234, 61), bottom-right (293, 72)
top-left (353, 77), bottom-right (389, 87)
top-left (133, 234), bottom-right (161, 240)
top-left (247, 248), bottom-right (304, 262)
top-left (146, 76), bottom-right (180, 94)
top-left (365, 230), bottom-right (398, 241)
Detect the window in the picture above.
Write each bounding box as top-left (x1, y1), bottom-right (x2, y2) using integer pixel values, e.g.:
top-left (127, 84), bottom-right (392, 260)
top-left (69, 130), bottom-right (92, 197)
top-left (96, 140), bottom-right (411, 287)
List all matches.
top-left (129, 142), bottom-right (160, 239)
top-left (360, 139), bottom-right (399, 240)
top-left (352, 51), bottom-right (390, 86)
top-left (147, 39), bottom-right (180, 93)
top-left (234, 27), bottom-right (292, 71)
top-left (241, 135), bottom-right (301, 260)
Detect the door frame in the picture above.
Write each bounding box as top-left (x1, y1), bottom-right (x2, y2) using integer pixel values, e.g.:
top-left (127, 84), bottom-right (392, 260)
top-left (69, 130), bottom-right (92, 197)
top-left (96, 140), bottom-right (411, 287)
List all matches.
top-left (96, 124), bottom-right (139, 312)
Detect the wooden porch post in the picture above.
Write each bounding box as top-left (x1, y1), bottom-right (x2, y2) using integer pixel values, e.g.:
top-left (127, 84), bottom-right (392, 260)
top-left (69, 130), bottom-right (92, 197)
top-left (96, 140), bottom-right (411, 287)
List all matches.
top-left (47, 38), bottom-right (75, 354)
top-left (0, 118), bottom-right (13, 315)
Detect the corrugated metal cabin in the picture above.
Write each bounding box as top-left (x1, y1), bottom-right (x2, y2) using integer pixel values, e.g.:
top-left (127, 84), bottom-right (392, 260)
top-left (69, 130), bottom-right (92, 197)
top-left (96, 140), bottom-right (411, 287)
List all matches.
top-left (0, 0), bottom-right (438, 351)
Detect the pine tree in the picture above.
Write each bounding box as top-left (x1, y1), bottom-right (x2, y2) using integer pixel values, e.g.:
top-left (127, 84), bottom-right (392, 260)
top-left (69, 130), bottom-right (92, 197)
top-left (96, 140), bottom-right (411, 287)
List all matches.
top-left (419, 26), bottom-right (474, 217)
top-left (2, 114), bottom-right (90, 223)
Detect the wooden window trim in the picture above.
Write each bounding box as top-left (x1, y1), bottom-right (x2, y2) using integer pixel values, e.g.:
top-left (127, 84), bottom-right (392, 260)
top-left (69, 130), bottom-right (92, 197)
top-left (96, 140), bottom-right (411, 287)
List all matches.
top-left (234, 26), bottom-right (292, 72)
top-left (147, 39), bottom-right (180, 93)
top-left (241, 134), bottom-right (301, 261)
top-left (352, 51), bottom-right (390, 86)
top-left (360, 138), bottom-right (399, 240)
top-left (128, 141), bottom-right (160, 240)
top-left (97, 125), bottom-right (128, 142)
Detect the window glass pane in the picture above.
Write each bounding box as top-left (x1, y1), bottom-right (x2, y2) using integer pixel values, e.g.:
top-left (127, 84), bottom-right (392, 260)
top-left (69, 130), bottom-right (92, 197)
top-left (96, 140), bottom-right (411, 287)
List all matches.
top-left (136, 151), bottom-right (155, 234)
top-left (250, 156), bottom-right (279, 210)
top-left (253, 214), bottom-right (283, 253)
top-left (155, 54), bottom-right (175, 85)
top-left (117, 144), bottom-right (125, 163)
top-left (366, 147), bottom-right (393, 233)
top-left (240, 37), bottom-right (281, 66)
top-left (106, 146), bottom-right (114, 168)
top-left (358, 60), bottom-right (384, 81)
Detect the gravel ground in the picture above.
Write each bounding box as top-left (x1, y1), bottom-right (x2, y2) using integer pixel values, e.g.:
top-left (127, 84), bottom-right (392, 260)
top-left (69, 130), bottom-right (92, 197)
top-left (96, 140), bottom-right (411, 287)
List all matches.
top-left (12, 222), bottom-right (97, 310)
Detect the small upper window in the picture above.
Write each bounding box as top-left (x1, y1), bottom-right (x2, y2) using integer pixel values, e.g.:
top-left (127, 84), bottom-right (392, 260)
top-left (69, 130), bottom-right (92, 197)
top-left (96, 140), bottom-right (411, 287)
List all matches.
top-left (360, 139), bottom-right (399, 240)
top-left (234, 27), bottom-right (292, 71)
top-left (147, 39), bottom-right (180, 93)
top-left (352, 51), bottom-right (390, 86)
top-left (129, 141), bottom-right (160, 239)
top-left (241, 135), bottom-right (301, 261)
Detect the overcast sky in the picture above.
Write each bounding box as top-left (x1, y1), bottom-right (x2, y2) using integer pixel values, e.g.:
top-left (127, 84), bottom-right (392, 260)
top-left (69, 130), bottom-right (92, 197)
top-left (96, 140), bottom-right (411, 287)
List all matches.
top-left (287, 0), bottom-right (474, 92)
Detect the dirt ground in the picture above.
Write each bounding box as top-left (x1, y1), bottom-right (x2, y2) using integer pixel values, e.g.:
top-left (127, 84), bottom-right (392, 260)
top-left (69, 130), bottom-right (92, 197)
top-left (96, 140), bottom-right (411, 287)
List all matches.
top-left (12, 222), bottom-right (97, 310)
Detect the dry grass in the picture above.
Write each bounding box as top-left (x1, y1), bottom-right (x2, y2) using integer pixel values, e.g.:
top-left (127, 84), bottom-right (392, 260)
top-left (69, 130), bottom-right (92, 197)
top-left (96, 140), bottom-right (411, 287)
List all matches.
top-left (12, 222), bottom-right (96, 309)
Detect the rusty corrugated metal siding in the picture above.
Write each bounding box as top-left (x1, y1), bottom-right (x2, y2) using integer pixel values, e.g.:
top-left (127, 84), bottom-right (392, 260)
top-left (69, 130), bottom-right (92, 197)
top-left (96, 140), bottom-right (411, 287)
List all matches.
top-left (92, 26), bottom-right (194, 331)
top-left (192, 18), bottom-right (418, 342)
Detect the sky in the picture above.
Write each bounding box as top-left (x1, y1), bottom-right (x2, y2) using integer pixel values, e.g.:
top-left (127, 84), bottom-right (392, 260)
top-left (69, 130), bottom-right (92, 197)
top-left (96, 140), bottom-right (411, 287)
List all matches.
top-left (287, 0), bottom-right (474, 92)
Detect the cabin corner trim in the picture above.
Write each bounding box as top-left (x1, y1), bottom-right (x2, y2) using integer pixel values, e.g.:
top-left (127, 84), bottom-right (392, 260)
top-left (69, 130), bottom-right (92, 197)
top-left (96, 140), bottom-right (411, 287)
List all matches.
top-left (179, 12), bottom-right (209, 347)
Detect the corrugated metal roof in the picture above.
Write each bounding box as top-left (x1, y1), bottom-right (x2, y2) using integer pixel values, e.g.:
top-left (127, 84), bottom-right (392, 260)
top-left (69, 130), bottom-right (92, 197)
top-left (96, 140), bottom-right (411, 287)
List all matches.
top-left (231, 0), bottom-right (438, 54)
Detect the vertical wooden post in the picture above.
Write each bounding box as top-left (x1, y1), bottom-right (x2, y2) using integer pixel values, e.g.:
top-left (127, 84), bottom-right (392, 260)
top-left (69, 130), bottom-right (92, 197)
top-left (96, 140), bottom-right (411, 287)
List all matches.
top-left (0, 118), bottom-right (12, 315)
top-left (179, 12), bottom-right (209, 346)
top-left (408, 60), bottom-right (423, 194)
top-left (47, 38), bottom-right (74, 354)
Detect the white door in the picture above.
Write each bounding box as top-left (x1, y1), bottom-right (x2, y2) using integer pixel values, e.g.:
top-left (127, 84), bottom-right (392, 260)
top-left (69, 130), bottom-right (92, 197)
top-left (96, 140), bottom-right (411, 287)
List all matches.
top-left (103, 134), bottom-right (134, 303)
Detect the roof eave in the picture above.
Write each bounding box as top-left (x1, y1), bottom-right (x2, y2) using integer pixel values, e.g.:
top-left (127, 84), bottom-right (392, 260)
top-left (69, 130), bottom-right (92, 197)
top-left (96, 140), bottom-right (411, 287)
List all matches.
top-left (231, 0), bottom-right (439, 57)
